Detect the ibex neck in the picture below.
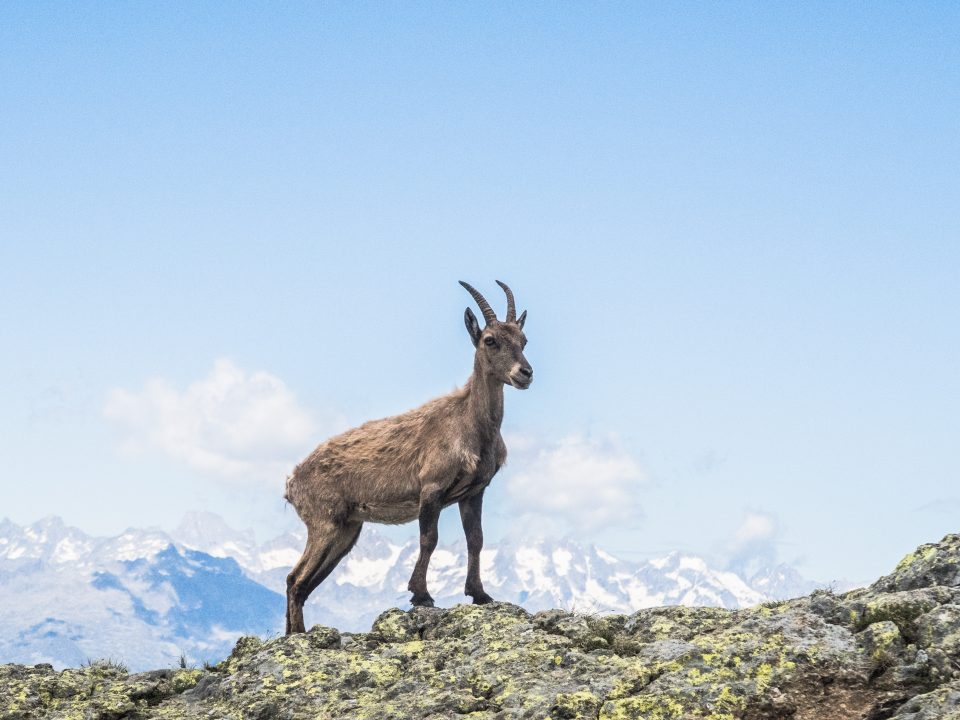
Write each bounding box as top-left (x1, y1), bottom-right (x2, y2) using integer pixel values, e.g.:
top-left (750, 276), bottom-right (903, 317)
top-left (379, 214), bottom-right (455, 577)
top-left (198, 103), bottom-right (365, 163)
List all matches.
top-left (465, 369), bottom-right (504, 432)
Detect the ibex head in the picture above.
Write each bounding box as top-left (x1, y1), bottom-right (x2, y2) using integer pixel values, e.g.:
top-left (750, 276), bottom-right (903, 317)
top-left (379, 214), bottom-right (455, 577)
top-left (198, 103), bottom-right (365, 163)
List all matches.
top-left (460, 280), bottom-right (533, 389)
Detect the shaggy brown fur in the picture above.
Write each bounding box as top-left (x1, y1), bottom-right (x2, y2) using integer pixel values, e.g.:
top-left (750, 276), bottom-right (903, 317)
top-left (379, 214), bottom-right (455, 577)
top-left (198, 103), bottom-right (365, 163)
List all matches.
top-left (283, 281), bottom-right (532, 634)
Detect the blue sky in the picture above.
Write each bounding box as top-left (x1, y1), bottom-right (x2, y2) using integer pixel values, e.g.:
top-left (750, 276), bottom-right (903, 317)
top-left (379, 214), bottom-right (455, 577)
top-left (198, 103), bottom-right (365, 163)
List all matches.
top-left (2, 3), bottom-right (958, 584)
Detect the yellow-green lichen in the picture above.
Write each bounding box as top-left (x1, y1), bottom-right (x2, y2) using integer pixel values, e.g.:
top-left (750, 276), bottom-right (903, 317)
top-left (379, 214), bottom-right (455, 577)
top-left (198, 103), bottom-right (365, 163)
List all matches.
top-left (600, 693), bottom-right (687, 720)
top-left (894, 545), bottom-right (938, 572)
top-left (714, 685), bottom-right (746, 712)
top-left (171, 668), bottom-right (203, 693)
top-left (754, 663), bottom-right (774, 694)
top-left (553, 690), bottom-right (602, 718)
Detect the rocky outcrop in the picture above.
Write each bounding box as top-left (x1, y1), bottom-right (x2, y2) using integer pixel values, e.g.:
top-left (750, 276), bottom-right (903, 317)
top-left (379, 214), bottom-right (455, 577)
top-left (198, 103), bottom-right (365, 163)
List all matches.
top-left (3, 534), bottom-right (960, 719)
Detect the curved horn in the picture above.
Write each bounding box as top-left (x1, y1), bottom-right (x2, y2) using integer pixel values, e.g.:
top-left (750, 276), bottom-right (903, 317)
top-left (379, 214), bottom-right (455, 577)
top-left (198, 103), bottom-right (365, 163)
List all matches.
top-left (459, 281), bottom-right (498, 325)
top-left (496, 280), bottom-right (516, 323)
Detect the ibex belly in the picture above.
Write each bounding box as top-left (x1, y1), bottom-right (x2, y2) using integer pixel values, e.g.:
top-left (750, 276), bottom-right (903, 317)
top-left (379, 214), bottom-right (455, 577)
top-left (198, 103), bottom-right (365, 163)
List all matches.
top-left (344, 466), bottom-right (423, 524)
top-left (351, 500), bottom-right (420, 524)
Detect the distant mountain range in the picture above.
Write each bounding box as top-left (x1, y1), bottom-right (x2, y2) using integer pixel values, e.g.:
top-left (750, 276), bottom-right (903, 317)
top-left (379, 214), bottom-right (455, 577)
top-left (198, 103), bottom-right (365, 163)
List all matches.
top-left (0, 513), bottom-right (817, 671)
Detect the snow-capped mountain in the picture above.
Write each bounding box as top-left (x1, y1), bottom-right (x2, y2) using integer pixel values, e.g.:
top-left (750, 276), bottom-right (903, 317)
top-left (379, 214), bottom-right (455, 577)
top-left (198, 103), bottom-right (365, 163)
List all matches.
top-left (0, 513), bottom-right (815, 671)
top-left (745, 562), bottom-right (818, 601)
top-left (0, 516), bottom-right (282, 671)
top-left (169, 512), bottom-right (815, 630)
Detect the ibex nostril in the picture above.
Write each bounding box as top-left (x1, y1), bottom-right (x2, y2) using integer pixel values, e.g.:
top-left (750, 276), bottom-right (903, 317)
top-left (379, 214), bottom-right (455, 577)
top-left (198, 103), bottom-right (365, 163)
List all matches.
top-left (519, 367), bottom-right (533, 378)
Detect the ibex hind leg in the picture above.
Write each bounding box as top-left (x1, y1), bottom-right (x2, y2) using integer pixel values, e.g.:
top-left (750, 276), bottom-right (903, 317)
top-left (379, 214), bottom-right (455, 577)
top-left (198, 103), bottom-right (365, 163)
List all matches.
top-left (300, 521), bottom-right (362, 603)
top-left (285, 521), bottom-right (362, 635)
top-left (286, 527), bottom-right (332, 635)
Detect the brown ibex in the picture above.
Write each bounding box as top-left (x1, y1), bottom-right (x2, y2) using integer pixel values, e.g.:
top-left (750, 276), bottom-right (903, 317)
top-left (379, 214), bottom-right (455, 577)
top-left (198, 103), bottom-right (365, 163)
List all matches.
top-left (283, 281), bottom-right (532, 634)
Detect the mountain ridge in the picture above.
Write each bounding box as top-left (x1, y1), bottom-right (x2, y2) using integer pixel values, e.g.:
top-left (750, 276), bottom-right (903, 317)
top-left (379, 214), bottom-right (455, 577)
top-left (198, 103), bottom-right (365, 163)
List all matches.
top-left (1, 513), bottom-right (816, 671)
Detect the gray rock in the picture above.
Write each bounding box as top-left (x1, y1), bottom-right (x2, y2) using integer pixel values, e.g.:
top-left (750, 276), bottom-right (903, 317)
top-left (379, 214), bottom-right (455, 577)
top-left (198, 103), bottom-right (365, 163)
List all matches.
top-left (873, 534), bottom-right (960, 592)
top-left (891, 680), bottom-right (960, 719)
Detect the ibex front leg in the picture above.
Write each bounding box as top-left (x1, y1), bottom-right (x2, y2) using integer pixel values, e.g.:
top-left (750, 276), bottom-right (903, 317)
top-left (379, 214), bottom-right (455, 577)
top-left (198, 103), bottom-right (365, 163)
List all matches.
top-left (459, 490), bottom-right (494, 604)
top-left (408, 489), bottom-right (442, 607)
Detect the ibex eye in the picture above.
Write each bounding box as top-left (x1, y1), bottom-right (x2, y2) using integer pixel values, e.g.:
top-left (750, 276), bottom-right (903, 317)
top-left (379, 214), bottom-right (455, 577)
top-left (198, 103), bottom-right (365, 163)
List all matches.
top-left (483, 336), bottom-right (496, 347)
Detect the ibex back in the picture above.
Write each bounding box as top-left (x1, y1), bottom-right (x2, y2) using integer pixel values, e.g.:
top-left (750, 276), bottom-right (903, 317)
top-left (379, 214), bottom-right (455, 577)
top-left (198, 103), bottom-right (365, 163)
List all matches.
top-left (283, 281), bottom-right (532, 634)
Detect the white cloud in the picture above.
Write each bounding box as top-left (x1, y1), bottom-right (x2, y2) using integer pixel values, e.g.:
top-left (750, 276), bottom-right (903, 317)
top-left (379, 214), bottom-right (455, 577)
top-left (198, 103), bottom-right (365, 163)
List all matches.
top-left (727, 510), bottom-right (779, 574)
top-left (732, 511), bottom-right (777, 548)
top-left (504, 434), bottom-right (646, 531)
top-left (104, 359), bottom-right (329, 484)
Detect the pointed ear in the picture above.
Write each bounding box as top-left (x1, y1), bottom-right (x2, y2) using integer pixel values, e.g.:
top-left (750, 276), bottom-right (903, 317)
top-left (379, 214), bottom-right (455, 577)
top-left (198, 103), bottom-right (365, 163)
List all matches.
top-left (464, 307), bottom-right (482, 347)
top-left (516, 309), bottom-right (527, 329)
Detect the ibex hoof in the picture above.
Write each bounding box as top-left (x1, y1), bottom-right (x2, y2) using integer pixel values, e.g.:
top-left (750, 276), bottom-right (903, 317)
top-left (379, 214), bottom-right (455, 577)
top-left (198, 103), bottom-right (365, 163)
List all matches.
top-left (471, 592), bottom-right (494, 605)
top-left (410, 593), bottom-right (435, 607)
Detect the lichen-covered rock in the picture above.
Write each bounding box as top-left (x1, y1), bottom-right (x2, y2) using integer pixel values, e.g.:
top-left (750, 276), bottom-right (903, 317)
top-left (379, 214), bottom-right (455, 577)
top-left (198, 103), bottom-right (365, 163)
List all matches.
top-left (847, 587), bottom-right (954, 634)
top-left (873, 534), bottom-right (960, 593)
top-left (0, 662), bottom-right (202, 720)
top-left (3, 532), bottom-right (960, 719)
top-left (890, 680), bottom-right (960, 719)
